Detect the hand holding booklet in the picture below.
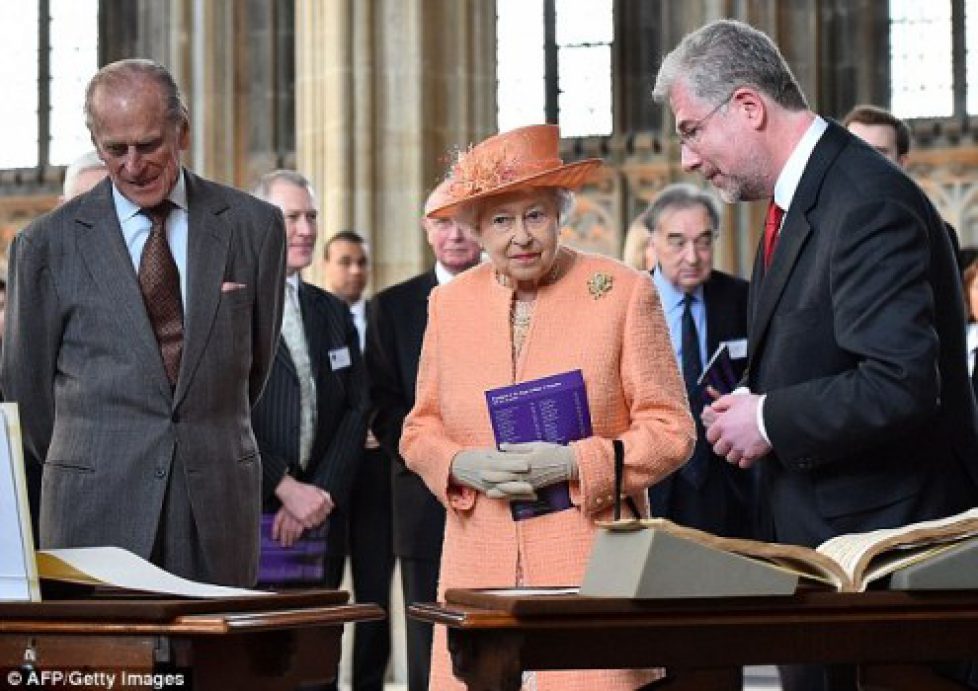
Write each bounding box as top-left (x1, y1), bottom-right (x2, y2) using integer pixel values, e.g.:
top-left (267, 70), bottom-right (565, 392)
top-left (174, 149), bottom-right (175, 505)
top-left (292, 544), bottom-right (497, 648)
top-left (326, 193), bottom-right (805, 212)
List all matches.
top-left (485, 370), bottom-right (591, 520)
top-left (697, 342), bottom-right (741, 395)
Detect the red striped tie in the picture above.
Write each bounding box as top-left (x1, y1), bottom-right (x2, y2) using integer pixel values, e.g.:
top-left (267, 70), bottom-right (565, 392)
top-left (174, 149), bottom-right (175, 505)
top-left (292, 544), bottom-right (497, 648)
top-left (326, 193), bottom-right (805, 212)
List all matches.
top-left (763, 200), bottom-right (784, 268)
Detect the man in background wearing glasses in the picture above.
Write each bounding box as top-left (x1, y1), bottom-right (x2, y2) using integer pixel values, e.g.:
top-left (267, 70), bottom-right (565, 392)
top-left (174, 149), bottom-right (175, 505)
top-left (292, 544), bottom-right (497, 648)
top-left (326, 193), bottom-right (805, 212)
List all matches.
top-left (644, 182), bottom-right (759, 540)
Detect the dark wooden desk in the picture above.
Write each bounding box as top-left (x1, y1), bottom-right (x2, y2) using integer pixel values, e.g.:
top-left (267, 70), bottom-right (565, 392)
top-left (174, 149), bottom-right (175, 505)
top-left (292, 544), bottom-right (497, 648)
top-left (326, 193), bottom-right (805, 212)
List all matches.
top-left (0, 591), bottom-right (384, 690)
top-left (410, 588), bottom-right (978, 691)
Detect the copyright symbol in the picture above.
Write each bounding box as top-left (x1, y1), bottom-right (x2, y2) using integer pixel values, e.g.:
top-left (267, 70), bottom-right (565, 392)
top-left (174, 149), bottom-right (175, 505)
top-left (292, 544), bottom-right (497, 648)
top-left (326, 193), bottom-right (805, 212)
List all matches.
top-left (7, 670), bottom-right (22, 686)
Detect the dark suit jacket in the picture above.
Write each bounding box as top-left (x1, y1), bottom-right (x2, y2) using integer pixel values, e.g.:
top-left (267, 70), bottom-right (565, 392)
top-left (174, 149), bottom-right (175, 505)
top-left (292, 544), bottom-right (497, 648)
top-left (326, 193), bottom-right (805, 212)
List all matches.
top-left (366, 270), bottom-right (445, 559)
top-left (649, 269), bottom-right (759, 538)
top-left (252, 281), bottom-right (368, 554)
top-left (1, 172), bottom-right (285, 586)
top-left (748, 121), bottom-right (978, 548)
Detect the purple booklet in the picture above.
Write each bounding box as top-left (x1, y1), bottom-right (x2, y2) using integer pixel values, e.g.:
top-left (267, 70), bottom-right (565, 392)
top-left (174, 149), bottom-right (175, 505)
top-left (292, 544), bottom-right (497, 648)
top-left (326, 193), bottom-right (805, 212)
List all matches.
top-left (485, 370), bottom-right (592, 520)
top-left (257, 512), bottom-right (329, 587)
top-left (696, 343), bottom-right (741, 396)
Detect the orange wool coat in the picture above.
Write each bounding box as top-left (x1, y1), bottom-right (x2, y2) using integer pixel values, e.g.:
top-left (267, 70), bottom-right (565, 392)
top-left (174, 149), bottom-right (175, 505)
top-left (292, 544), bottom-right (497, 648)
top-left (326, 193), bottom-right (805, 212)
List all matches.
top-left (401, 248), bottom-right (695, 691)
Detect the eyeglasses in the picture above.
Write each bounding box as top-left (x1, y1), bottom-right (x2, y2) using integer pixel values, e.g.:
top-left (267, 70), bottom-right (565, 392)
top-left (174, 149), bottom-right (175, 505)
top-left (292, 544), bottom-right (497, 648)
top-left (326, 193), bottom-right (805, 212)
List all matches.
top-left (677, 92), bottom-right (734, 147)
top-left (662, 231), bottom-right (718, 252)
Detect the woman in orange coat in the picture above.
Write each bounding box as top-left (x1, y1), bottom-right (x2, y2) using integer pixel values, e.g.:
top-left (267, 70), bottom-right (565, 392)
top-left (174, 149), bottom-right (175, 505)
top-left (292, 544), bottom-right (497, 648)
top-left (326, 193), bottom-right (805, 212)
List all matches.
top-left (400, 124), bottom-right (695, 691)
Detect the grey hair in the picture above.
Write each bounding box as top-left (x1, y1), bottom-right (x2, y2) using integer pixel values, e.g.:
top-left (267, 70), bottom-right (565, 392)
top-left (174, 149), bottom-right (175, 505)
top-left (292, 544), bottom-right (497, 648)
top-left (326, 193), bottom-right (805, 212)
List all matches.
top-left (85, 59), bottom-right (189, 136)
top-left (62, 150), bottom-right (105, 198)
top-left (458, 187), bottom-right (576, 233)
top-left (643, 183), bottom-right (721, 235)
top-left (652, 19), bottom-right (808, 111)
top-left (252, 169), bottom-right (315, 200)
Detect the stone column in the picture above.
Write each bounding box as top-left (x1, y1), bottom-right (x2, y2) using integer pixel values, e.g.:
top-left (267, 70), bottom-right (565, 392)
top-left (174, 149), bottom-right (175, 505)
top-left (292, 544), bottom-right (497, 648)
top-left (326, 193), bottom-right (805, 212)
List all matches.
top-left (295, 0), bottom-right (496, 290)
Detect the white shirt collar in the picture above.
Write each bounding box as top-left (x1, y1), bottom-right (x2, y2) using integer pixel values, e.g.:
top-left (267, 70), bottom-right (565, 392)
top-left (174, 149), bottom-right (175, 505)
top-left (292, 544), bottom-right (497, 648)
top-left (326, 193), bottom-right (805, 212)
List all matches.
top-left (434, 261), bottom-right (456, 286)
top-left (773, 116), bottom-right (828, 212)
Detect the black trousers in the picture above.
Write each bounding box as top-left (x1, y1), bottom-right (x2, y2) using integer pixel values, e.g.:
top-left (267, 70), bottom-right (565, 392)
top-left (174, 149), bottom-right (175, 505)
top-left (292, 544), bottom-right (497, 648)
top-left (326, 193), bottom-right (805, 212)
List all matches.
top-left (400, 556), bottom-right (440, 691)
top-left (347, 447), bottom-right (395, 691)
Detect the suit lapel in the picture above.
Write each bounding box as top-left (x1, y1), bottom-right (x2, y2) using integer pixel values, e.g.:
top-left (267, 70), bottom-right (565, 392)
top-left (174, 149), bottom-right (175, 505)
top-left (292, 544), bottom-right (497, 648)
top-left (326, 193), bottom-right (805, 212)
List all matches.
top-left (415, 270), bottom-right (438, 338)
top-left (75, 179), bottom-right (173, 394)
top-left (747, 122), bottom-right (848, 375)
top-left (299, 283), bottom-right (324, 379)
top-left (747, 212), bottom-right (813, 362)
top-left (704, 275), bottom-right (720, 355)
top-left (174, 171), bottom-right (231, 407)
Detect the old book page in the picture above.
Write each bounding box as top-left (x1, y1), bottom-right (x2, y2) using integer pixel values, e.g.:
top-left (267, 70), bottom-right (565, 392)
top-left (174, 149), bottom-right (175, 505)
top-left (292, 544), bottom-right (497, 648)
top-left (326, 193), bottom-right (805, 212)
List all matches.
top-left (602, 508), bottom-right (978, 592)
top-left (37, 547), bottom-right (270, 598)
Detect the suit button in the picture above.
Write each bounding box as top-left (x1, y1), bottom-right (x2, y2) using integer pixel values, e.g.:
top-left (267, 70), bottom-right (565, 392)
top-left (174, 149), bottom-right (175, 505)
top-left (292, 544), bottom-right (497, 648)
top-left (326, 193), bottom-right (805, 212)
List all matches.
top-left (155, 467), bottom-right (167, 479)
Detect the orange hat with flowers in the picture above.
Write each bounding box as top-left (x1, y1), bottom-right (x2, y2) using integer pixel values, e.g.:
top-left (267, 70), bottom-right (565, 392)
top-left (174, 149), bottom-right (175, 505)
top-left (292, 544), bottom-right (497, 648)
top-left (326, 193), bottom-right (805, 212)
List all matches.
top-left (426, 124), bottom-right (603, 219)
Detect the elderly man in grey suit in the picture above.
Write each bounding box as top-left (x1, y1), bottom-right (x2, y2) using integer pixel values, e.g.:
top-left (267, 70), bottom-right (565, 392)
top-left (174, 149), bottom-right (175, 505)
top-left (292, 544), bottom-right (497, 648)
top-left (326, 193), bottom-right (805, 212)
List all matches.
top-left (1, 58), bottom-right (285, 587)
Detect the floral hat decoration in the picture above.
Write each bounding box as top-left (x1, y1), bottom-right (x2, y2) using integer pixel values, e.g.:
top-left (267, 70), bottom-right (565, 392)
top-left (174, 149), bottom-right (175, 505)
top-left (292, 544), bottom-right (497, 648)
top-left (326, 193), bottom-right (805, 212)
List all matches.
top-left (426, 124), bottom-right (604, 219)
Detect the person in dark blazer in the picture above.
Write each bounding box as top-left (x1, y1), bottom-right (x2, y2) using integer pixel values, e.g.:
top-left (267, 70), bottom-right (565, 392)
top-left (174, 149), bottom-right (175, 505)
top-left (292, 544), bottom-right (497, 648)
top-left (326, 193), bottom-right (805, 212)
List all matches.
top-left (644, 183), bottom-right (757, 539)
top-left (251, 170), bottom-right (368, 596)
top-left (1, 59), bottom-right (286, 587)
top-left (322, 229), bottom-right (394, 691)
top-left (365, 180), bottom-right (482, 691)
top-left (654, 20), bottom-right (978, 690)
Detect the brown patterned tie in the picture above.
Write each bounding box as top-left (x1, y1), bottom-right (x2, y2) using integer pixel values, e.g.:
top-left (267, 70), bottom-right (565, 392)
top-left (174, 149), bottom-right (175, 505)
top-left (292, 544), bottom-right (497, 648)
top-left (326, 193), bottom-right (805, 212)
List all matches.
top-left (138, 201), bottom-right (183, 386)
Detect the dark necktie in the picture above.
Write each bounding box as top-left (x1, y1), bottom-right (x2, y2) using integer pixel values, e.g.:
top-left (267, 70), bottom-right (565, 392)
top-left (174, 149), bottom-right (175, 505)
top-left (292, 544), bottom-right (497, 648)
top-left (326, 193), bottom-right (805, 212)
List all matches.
top-left (138, 201), bottom-right (183, 386)
top-left (682, 293), bottom-right (703, 398)
top-left (681, 293), bottom-right (708, 486)
top-left (763, 200), bottom-right (785, 268)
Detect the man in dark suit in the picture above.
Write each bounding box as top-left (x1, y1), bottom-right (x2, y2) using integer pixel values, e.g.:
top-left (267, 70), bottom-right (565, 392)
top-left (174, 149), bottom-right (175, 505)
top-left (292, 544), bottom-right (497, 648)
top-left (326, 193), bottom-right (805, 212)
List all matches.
top-left (655, 20), bottom-right (978, 690)
top-left (644, 183), bottom-right (757, 539)
top-left (366, 180), bottom-right (482, 691)
top-left (251, 171), bottom-right (368, 594)
top-left (322, 229), bottom-right (393, 691)
top-left (1, 59), bottom-right (285, 587)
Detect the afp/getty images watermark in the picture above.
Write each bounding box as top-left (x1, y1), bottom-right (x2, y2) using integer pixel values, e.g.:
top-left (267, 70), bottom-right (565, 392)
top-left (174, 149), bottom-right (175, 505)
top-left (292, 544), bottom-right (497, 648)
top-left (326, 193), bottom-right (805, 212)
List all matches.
top-left (3, 668), bottom-right (190, 689)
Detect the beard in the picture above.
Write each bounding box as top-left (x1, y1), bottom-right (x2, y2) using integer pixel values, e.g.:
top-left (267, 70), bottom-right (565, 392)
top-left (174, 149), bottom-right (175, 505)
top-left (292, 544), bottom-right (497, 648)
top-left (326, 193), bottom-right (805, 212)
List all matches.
top-left (710, 148), bottom-right (770, 203)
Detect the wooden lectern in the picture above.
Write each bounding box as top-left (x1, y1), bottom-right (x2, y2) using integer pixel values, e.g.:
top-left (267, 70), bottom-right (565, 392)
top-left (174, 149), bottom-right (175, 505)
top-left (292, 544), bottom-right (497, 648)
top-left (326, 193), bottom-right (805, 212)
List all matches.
top-left (0, 591), bottom-right (383, 690)
top-left (411, 588), bottom-right (978, 691)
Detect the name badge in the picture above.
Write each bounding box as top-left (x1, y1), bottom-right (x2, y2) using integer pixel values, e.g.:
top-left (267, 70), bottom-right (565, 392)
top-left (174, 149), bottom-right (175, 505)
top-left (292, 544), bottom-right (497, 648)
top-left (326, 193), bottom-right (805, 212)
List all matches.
top-left (328, 347), bottom-right (351, 371)
top-left (721, 338), bottom-right (748, 360)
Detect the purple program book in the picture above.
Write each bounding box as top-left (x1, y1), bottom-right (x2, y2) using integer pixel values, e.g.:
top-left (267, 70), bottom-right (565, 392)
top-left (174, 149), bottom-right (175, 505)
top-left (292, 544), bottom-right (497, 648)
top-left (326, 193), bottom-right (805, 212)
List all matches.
top-left (257, 512), bottom-right (328, 587)
top-left (485, 369), bottom-right (592, 521)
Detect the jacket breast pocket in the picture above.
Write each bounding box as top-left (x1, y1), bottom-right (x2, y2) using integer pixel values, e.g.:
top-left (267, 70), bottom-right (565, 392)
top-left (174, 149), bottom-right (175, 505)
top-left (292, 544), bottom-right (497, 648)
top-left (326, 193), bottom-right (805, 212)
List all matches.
top-left (219, 285), bottom-right (254, 361)
top-left (221, 284), bottom-right (254, 309)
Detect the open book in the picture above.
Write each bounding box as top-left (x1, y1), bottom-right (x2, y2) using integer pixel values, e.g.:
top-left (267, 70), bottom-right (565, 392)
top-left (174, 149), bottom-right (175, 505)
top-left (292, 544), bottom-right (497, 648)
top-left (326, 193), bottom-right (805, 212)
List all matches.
top-left (37, 546), bottom-right (269, 598)
top-left (603, 507), bottom-right (978, 592)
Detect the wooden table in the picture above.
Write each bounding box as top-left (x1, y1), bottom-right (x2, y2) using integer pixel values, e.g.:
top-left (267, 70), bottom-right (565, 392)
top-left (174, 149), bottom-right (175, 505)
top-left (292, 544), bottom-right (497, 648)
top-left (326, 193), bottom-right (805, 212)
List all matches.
top-left (0, 591), bottom-right (384, 690)
top-left (410, 588), bottom-right (978, 690)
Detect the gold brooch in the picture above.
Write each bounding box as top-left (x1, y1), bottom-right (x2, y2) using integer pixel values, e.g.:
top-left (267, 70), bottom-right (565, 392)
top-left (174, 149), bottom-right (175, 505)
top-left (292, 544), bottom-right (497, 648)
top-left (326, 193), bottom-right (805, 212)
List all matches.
top-left (587, 272), bottom-right (613, 299)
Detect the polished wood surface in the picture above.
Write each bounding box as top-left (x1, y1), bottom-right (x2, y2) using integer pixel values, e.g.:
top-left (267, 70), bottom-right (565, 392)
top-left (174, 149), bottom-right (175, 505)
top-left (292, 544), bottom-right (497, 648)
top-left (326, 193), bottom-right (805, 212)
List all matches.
top-left (0, 594), bottom-right (384, 691)
top-left (410, 589), bottom-right (978, 691)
